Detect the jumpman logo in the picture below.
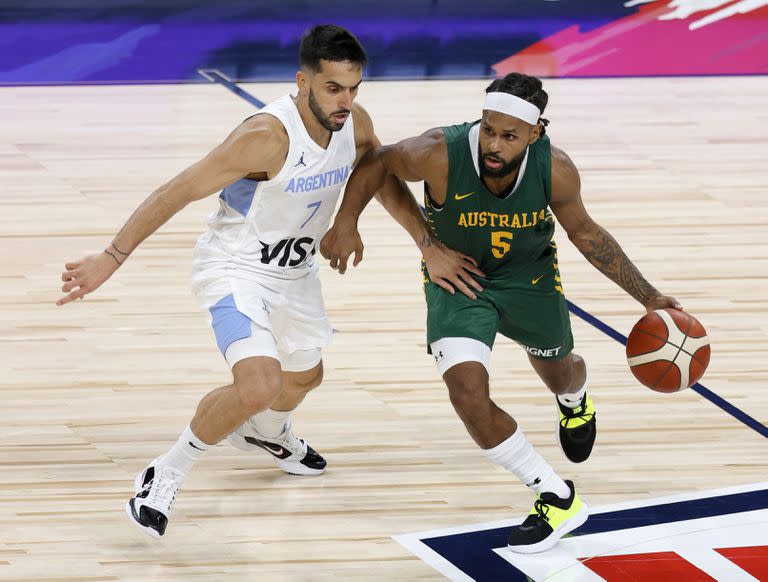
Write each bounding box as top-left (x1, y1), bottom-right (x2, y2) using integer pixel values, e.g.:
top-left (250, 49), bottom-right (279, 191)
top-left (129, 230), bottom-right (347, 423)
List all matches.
top-left (295, 152), bottom-right (306, 168)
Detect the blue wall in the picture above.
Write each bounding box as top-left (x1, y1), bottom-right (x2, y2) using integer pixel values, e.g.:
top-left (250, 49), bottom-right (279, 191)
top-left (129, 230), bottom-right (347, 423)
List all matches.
top-left (0, 0), bottom-right (634, 84)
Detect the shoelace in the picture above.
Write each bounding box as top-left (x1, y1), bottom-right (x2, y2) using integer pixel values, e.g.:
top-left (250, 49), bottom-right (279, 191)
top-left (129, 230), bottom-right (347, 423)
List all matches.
top-left (278, 429), bottom-right (308, 456)
top-left (146, 467), bottom-right (183, 513)
top-left (532, 498), bottom-right (552, 523)
top-left (560, 401), bottom-right (594, 429)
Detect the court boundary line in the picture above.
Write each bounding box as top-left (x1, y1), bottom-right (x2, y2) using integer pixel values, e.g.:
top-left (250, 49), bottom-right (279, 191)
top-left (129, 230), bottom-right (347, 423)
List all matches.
top-left (197, 68), bottom-right (265, 108)
top-left (393, 480), bottom-right (768, 581)
top-left (566, 301), bottom-right (768, 438)
top-left (200, 73), bottom-right (767, 440)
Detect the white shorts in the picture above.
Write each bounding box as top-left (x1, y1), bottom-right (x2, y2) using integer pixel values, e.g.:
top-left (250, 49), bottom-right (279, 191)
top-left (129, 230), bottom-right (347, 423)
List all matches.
top-left (192, 268), bottom-right (332, 373)
top-left (430, 337), bottom-right (491, 376)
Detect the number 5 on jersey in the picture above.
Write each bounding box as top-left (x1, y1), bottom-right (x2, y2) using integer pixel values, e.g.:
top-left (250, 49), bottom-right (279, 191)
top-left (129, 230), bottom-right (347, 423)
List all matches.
top-left (491, 231), bottom-right (513, 258)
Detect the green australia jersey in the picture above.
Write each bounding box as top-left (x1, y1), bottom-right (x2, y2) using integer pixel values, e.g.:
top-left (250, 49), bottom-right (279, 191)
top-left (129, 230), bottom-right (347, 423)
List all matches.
top-left (424, 121), bottom-right (558, 286)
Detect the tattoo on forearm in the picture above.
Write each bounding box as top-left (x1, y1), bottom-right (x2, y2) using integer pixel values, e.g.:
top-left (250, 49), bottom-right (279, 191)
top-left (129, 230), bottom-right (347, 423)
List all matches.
top-left (111, 242), bottom-right (129, 256)
top-left (104, 250), bottom-right (123, 266)
top-left (580, 227), bottom-right (658, 305)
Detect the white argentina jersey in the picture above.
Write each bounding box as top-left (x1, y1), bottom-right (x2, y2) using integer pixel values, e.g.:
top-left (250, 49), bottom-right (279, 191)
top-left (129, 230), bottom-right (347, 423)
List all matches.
top-left (192, 94), bottom-right (356, 282)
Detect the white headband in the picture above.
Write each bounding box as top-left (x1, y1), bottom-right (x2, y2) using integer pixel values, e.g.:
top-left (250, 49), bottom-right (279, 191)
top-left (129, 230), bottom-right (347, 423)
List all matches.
top-left (483, 92), bottom-right (541, 125)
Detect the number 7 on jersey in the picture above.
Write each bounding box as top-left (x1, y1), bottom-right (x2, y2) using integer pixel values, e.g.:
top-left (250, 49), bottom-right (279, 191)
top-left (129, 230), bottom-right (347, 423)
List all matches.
top-left (300, 201), bottom-right (322, 229)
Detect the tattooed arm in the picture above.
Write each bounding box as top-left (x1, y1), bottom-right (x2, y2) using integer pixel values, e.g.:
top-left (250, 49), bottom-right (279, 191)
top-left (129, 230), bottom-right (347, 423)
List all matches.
top-left (548, 146), bottom-right (682, 312)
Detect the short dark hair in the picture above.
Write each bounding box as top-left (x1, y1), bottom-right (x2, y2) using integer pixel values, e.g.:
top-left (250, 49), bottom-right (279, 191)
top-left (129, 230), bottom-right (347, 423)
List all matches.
top-left (486, 73), bottom-right (549, 132)
top-left (299, 25), bottom-right (367, 73)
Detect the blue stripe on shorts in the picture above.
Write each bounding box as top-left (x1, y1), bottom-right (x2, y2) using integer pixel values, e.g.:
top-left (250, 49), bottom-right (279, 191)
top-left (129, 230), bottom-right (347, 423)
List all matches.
top-left (209, 294), bottom-right (252, 355)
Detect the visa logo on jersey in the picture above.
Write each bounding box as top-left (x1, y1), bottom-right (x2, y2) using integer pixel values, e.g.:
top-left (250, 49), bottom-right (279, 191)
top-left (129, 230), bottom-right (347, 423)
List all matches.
top-left (284, 165), bottom-right (350, 193)
top-left (260, 237), bottom-right (316, 267)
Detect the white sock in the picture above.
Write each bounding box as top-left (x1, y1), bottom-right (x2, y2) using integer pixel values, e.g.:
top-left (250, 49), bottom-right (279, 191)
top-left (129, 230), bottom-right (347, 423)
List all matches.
top-left (158, 424), bottom-right (209, 477)
top-left (484, 428), bottom-right (570, 499)
top-left (249, 408), bottom-right (291, 438)
top-left (557, 374), bottom-right (588, 409)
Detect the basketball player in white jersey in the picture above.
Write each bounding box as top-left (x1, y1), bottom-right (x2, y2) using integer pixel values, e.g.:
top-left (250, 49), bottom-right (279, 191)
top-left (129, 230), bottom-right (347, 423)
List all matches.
top-left (56, 25), bottom-right (482, 538)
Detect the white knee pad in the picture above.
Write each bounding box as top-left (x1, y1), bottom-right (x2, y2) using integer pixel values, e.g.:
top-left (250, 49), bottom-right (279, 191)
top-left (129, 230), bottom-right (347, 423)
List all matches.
top-left (430, 337), bottom-right (491, 376)
top-left (281, 348), bottom-right (322, 373)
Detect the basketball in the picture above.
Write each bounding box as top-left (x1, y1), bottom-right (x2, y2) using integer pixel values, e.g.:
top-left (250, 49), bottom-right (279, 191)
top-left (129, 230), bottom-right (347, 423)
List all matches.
top-left (626, 309), bottom-right (710, 393)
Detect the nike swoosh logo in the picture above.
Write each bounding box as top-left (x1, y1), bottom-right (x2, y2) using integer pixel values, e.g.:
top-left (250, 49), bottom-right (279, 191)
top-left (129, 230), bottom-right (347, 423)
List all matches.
top-left (531, 275), bottom-right (544, 285)
top-left (454, 192), bottom-right (475, 200)
top-left (188, 441), bottom-right (205, 451)
top-left (244, 436), bottom-right (291, 459)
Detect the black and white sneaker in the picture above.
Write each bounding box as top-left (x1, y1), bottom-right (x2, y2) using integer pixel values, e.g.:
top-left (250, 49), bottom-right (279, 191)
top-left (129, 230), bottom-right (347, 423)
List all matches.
top-left (125, 458), bottom-right (184, 538)
top-left (226, 419), bottom-right (326, 475)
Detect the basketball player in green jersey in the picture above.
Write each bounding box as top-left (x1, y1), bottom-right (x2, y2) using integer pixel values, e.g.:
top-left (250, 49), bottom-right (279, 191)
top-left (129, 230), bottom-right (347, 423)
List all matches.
top-left (320, 73), bottom-right (681, 553)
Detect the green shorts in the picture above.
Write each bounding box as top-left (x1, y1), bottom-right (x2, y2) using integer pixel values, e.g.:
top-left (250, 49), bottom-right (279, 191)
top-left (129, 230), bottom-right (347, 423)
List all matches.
top-left (424, 274), bottom-right (574, 360)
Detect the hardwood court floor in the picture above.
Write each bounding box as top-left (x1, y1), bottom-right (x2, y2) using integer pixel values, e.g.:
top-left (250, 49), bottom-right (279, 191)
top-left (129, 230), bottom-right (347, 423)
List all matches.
top-left (0, 76), bottom-right (766, 581)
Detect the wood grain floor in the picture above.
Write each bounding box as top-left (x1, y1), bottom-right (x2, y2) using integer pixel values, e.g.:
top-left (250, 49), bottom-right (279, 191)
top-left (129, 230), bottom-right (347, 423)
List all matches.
top-left (0, 76), bottom-right (766, 581)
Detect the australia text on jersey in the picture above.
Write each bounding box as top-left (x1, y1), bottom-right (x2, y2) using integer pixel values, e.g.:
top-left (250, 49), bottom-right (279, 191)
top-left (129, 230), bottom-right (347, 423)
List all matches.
top-left (458, 208), bottom-right (551, 229)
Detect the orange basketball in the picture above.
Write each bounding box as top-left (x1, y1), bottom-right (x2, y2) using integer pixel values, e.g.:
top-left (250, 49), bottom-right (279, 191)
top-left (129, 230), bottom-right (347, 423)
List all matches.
top-left (626, 309), bottom-right (710, 393)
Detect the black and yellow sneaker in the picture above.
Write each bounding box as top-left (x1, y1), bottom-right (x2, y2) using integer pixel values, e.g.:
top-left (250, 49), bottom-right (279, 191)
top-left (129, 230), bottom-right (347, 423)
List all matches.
top-left (507, 480), bottom-right (589, 553)
top-left (557, 393), bottom-right (596, 463)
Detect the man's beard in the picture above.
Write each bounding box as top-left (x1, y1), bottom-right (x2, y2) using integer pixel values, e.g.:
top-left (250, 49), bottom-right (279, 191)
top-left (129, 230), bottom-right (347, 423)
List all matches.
top-left (308, 88), bottom-right (349, 132)
top-left (478, 147), bottom-right (527, 178)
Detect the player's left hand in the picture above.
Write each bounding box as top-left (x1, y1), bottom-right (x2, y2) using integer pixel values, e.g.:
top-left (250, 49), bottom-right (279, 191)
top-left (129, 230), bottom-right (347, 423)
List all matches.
top-left (319, 219), bottom-right (364, 274)
top-left (423, 241), bottom-right (485, 301)
top-left (644, 294), bottom-right (683, 313)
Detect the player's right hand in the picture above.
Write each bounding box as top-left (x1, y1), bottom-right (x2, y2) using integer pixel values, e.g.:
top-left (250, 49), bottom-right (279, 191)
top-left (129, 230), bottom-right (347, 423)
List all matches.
top-left (56, 251), bottom-right (120, 306)
top-left (319, 220), bottom-right (364, 275)
top-left (644, 294), bottom-right (683, 312)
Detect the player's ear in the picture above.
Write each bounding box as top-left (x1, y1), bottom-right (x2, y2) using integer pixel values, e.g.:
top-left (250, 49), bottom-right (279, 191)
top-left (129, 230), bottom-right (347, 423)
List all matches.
top-left (529, 122), bottom-right (542, 145)
top-left (296, 70), bottom-right (308, 94)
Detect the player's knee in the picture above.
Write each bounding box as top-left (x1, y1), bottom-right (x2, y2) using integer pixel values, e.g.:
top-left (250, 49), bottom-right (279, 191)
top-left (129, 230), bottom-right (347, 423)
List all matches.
top-left (447, 379), bottom-right (491, 421)
top-left (232, 365), bottom-right (282, 414)
top-left (234, 379), bottom-right (281, 414)
top-left (288, 363), bottom-right (324, 394)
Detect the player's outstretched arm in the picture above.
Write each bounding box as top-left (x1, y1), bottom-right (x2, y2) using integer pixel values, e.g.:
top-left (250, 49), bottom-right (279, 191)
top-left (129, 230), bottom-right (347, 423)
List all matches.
top-left (321, 130), bottom-right (438, 271)
top-left (322, 105), bottom-right (440, 273)
top-left (321, 124), bottom-right (484, 299)
top-left (57, 116), bottom-right (286, 306)
top-left (548, 146), bottom-right (682, 312)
